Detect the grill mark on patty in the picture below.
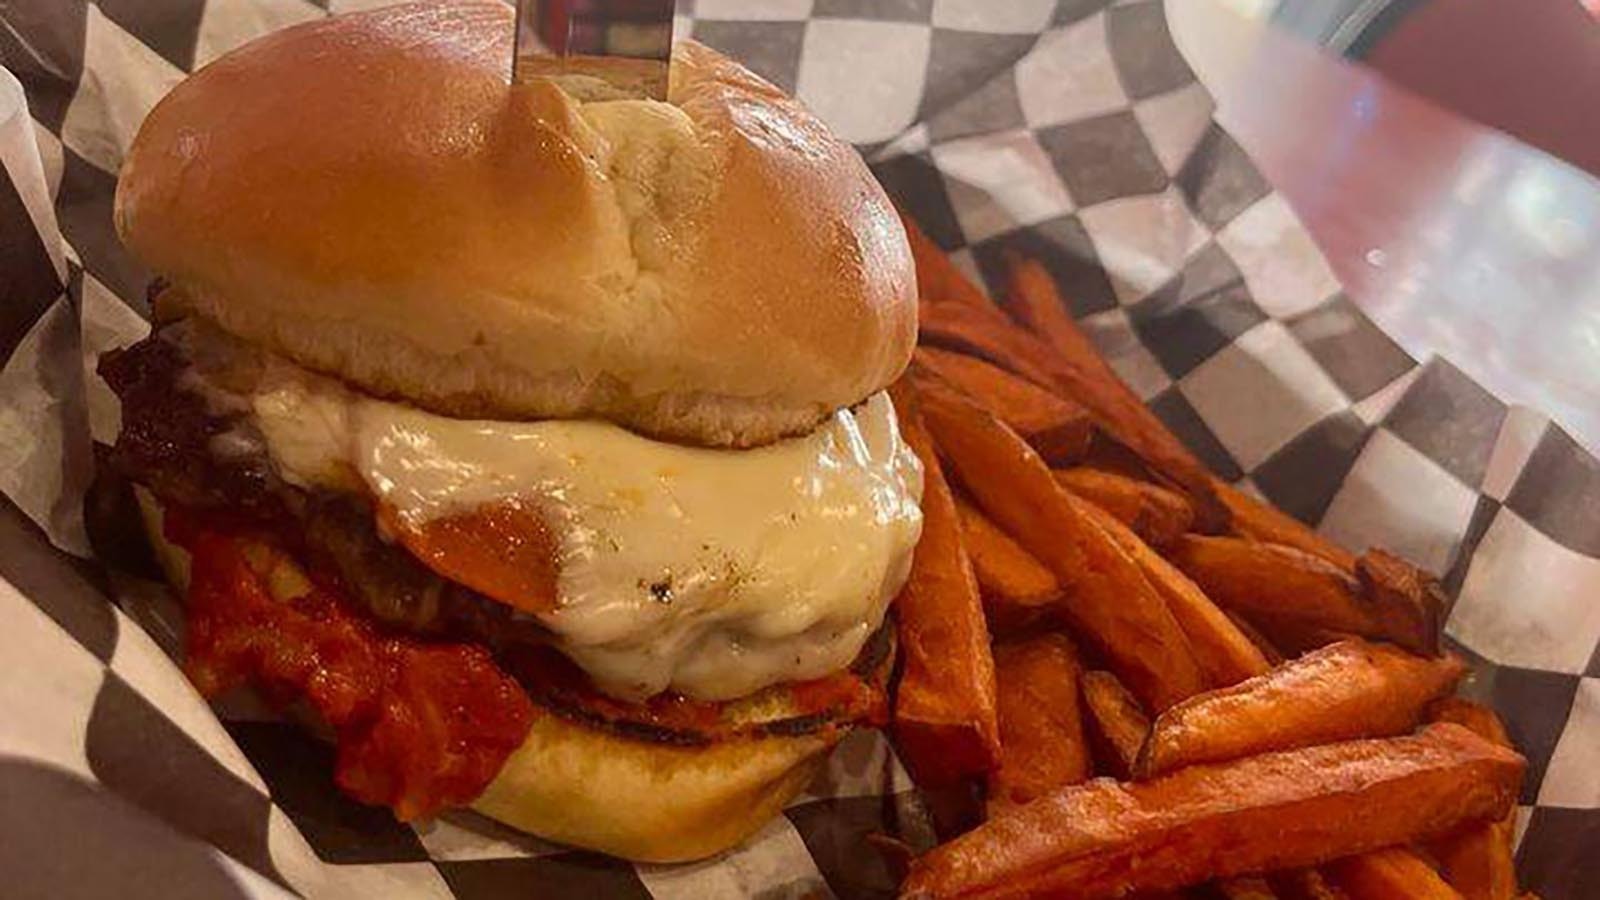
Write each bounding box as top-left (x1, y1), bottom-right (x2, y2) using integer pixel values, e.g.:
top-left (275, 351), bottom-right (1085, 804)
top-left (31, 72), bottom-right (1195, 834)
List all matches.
top-left (552, 706), bottom-right (712, 748)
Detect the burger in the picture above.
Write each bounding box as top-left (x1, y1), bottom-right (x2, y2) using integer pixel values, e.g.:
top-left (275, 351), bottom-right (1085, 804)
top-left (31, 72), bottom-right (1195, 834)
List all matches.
top-left (98, 1), bottom-right (922, 862)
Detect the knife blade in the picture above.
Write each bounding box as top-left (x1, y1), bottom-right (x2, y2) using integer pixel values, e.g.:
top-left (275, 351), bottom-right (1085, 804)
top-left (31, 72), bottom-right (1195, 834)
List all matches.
top-left (513, 0), bottom-right (675, 100)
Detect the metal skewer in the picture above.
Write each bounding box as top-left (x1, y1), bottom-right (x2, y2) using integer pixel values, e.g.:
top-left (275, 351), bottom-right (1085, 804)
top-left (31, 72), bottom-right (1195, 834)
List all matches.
top-left (513, 0), bottom-right (676, 100)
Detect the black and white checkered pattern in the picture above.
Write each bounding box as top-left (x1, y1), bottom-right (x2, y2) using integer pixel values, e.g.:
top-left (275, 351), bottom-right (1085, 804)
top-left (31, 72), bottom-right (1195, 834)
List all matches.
top-left (1, 1), bottom-right (1596, 897)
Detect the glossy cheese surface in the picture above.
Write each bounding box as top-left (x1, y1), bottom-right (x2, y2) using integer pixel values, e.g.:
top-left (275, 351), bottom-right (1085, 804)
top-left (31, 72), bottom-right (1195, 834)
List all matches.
top-left (247, 372), bottom-right (923, 701)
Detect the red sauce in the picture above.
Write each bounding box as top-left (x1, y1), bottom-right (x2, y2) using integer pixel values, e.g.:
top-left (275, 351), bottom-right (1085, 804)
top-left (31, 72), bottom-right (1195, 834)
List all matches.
top-left (169, 515), bottom-right (535, 821)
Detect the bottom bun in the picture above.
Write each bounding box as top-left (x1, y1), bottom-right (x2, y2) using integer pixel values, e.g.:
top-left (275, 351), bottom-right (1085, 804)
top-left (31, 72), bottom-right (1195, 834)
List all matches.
top-left (134, 488), bottom-right (844, 862)
top-left (475, 718), bottom-right (831, 862)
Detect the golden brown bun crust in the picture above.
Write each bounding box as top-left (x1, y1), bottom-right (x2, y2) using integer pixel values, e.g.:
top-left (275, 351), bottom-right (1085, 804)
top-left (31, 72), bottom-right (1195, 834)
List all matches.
top-left (116, 2), bottom-right (916, 446)
top-left (134, 488), bottom-right (846, 861)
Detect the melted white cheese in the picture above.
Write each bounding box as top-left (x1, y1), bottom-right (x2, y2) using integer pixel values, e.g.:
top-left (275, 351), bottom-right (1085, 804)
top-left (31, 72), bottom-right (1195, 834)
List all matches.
top-left (247, 375), bottom-right (923, 701)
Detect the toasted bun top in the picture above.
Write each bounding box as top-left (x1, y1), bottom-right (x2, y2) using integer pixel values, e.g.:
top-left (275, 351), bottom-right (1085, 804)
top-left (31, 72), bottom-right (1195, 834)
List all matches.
top-left (115, 2), bottom-right (916, 446)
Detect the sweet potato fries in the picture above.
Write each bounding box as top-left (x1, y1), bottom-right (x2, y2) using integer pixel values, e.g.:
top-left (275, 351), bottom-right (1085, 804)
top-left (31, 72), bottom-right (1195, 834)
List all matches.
top-left (911, 367), bottom-right (1206, 712)
top-left (881, 228), bottom-right (1532, 899)
top-left (903, 725), bottom-right (1523, 899)
top-left (987, 635), bottom-right (1091, 809)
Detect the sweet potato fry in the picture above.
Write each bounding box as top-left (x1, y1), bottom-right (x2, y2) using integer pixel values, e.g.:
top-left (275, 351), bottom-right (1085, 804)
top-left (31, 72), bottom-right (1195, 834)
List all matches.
top-left (988, 635), bottom-right (1092, 809)
top-left (1213, 477), bottom-right (1357, 572)
top-left (1055, 466), bottom-right (1195, 549)
top-left (911, 366), bottom-right (1207, 711)
top-left (900, 724), bottom-right (1525, 900)
top-left (1426, 700), bottom-right (1518, 900)
top-left (1327, 848), bottom-right (1463, 900)
top-left (1218, 877), bottom-right (1281, 900)
top-left (1356, 549), bottom-right (1446, 657)
top-left (954, 497), bottom-right (1061, 633)
top-left (1079, 669), bottom-right (1151, 779)
top-left (901, 211), bottom-right (994, 310)
top-left (1170, 536), bottom-right (1437, 656)
top-left (1079, 501), bottom-right (1270, 690)
top-left (886, 380), bottom-right (1001, 786)
top-left (1146, 572), bottom-right (1272, 691)
top-left (917, 347), bottom-right (1094, 463)
top-left (1136, 639), bottom-right (1465, 779)
top-left (1169, 535), bottom-right (1362, 628)
top-left (1000, 254), bottom-right (1227, 533)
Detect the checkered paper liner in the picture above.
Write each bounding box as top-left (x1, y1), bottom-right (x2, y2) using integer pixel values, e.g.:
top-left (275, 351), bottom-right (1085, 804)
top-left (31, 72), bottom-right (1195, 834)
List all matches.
top-left (1, 0), bottom-right (1596, 897)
